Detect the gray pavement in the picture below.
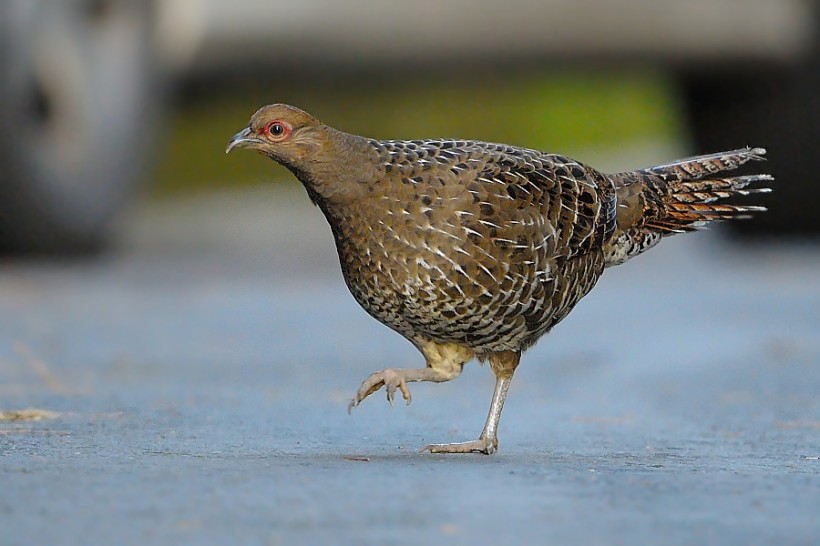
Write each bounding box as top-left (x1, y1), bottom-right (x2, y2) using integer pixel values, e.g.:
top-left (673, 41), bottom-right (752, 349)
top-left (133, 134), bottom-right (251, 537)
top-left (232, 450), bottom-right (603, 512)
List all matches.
top-left (1, 185), bottom-right (819, 545)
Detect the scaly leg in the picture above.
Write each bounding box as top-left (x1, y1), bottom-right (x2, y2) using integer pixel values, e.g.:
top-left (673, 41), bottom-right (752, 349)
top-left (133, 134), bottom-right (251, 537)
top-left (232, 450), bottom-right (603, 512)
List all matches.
top-left (422, 351), bottom-right (520, 455)
top-left (348, 341), bottom-right (473, 413)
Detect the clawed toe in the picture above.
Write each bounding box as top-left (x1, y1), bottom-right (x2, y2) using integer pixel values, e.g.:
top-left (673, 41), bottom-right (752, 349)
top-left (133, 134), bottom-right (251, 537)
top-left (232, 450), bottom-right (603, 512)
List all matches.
top-left (388, 375), bottom-right (413, 406)
top-left (348, 369), bottom-right (413, 413)
top-left (421, 436), bottom-right (497, 455)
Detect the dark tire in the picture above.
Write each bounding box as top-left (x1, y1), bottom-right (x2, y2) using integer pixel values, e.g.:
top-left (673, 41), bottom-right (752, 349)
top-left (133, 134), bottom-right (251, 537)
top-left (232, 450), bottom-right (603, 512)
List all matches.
top-left (0, 0), bottom-right (163, 254)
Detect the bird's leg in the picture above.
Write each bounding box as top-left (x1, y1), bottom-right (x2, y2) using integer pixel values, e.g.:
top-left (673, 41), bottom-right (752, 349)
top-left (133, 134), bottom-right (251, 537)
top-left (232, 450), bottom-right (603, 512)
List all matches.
top-left (423, 351), bottom-right (520, 455)
top-left (348, 341), bottom-right (473, 413)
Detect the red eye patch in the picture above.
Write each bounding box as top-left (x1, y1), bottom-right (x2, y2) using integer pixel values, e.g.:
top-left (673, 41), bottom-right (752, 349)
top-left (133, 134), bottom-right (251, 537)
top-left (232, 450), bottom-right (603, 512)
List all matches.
top-left (263, 120), bottom-right (292, 141)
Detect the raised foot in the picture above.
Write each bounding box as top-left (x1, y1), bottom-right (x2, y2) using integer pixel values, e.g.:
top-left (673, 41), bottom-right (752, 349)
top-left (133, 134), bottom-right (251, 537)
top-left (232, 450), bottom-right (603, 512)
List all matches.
top-left (421, 436), bottom-right (497, 455)
top-left (348, 368), bottom-right (412, 414)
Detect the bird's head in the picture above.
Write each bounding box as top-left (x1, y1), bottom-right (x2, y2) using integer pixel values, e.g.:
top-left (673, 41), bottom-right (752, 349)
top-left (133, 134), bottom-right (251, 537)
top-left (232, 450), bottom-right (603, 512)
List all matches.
top-left (226, 104), bottom-right (325, 167)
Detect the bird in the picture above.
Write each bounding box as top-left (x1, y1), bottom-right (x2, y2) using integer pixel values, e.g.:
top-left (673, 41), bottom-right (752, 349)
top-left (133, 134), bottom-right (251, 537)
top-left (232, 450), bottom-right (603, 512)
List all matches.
top-left (227, 103), bottom-right (771, 454)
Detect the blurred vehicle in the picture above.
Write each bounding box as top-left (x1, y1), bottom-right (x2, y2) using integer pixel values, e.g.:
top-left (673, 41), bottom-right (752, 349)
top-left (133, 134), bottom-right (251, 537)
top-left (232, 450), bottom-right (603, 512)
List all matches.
top-left (1, 0), bottom-right (817, 253)
top-left (0, 0), bottom-right (161, 253)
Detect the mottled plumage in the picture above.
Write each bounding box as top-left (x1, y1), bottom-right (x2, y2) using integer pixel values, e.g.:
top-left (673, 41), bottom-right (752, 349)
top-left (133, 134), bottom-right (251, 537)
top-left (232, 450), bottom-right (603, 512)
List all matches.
top-left (337, 138), bottom-right (615, 355)
top-left (227, 104), bottom-right (771, 454)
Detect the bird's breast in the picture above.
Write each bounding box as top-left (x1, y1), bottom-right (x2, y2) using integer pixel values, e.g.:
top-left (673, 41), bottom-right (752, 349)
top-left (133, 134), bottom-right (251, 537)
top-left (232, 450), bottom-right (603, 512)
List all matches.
top-left (326, 181), bottom-right (563, 350)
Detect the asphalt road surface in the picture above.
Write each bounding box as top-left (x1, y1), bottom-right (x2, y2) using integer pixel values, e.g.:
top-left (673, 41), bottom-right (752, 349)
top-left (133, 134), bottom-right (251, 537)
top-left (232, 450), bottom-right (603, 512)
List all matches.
top-left (2, 186), bottom-right (819, 545)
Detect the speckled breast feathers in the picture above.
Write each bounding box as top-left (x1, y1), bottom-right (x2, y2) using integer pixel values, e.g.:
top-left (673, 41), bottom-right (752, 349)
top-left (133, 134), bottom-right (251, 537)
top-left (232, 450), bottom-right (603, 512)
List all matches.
top-left (330, 138), bottom-right (618, 354)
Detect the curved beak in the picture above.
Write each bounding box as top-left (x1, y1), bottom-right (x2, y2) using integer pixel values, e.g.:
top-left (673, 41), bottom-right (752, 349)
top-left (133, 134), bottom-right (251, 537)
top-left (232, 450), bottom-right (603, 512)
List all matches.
top-left (226, 127), bottom-right (262, 154)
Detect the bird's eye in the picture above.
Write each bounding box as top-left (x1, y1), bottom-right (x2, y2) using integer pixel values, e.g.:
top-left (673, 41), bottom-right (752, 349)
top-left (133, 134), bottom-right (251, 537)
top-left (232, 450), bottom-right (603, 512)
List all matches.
top-left (264, 120), bottom-right (290, 140)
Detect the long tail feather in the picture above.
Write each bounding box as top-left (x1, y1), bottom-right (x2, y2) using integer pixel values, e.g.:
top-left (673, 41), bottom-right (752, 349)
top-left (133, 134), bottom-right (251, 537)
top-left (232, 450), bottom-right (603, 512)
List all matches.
top-left (639, 148), bottom-right (772, 233)
top-left (643, 147), bottom-right (767, 182)
top-left (604, 147), bottom-right (772, 266)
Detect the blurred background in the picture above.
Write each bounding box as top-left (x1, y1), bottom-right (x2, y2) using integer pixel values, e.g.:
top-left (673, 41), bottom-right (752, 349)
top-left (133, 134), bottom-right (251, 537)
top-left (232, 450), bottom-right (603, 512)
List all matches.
top-left (1, 0), bottom-right (819, 254)
top-left (3, 3), bottom-right (820, 544)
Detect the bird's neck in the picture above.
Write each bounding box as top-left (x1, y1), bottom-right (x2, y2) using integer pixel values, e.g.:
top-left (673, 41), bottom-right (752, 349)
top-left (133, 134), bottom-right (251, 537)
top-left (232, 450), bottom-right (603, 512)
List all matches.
top-left (289, 127), bottom-right (378, 214)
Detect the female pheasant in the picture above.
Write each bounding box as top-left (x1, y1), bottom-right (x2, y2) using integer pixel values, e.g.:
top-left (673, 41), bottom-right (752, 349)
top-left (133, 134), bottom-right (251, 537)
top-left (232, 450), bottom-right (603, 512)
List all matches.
top-left (227, 104), bottom-right (771, 454)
